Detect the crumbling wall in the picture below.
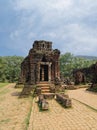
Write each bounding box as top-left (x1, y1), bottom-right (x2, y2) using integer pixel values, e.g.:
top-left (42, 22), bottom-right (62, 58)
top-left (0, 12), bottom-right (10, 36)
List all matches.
top-left (73, 62), bottom-right (97, 86)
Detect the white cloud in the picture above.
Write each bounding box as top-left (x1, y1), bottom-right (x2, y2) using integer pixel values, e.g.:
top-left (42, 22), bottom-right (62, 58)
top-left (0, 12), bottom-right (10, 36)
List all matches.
top-left (9, 0), bottom-right (97, 56)
top-left (12, 0), bottom-right (72, 11)
top-left (60, 23), bottom-right (97, 55)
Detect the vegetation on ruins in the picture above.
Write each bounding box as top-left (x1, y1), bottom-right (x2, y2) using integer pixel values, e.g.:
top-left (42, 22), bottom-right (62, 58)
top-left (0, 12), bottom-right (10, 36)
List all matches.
top-left (60, 52), bottom-right (97, 78)
top-left (0, 53), bottom-right (97, 83)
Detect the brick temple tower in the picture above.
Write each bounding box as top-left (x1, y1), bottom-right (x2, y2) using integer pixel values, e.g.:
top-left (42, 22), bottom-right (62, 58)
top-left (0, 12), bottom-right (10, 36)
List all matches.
top-left (19, 40), bottom-right (60, 86)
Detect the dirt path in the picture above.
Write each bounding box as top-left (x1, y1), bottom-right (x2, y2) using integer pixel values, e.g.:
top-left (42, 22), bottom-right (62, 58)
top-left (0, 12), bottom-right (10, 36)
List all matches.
top-left (0, 83), bottom-right (32, 130)
top-left (1, 84), bottom-right (97, 130)
top-left (28, 98), bottom-right (97, 130)
top-left (67, 88), bottom-right (97, 110)
top-left (0, 84), bottom-right (11, 93)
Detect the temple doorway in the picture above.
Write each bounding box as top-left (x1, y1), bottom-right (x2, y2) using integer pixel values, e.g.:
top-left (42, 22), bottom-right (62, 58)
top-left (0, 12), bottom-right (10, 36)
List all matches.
top-left (40, 65), bottom-right (48, 81)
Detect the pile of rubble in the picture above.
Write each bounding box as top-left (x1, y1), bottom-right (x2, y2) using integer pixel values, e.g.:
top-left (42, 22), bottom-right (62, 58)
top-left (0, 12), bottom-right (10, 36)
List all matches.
top-left (38, 95), bottom-right (49, 110)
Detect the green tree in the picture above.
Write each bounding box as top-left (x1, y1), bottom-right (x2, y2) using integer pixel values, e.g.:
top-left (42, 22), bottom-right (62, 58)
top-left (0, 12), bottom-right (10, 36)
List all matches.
top-left (60, 53), bottom-right (97, 79)
top-left (0, 56), bottom-right (24, 83)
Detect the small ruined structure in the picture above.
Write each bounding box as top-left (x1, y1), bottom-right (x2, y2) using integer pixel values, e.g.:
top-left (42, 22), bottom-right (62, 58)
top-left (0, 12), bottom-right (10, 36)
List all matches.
top-left (73, 62), bottom-right (97, 88)
top-left (73, 70), bottom-right (86, 85)
top-left (91, 62), bottom-right (97, 84)
top-left (18, 40), bottom-right (60, 97)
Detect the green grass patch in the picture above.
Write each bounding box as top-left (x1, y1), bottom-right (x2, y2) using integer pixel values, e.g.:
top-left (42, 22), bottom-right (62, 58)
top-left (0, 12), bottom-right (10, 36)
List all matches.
top-left (15, 84), bottom-right (24, 88)
top-left (0, 118), bottom-right (10, 124)
top-left (0, 83), bottom-right (9, 88)
top-left (24, 97), bottom-right (33, 130)
top-left (24, 109), bottom-right (32, 130)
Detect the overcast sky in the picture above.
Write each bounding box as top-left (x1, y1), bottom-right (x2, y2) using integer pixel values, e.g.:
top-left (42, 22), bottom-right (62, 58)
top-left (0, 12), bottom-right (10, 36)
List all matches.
top-left (0, 0), bottom-right (97, 56)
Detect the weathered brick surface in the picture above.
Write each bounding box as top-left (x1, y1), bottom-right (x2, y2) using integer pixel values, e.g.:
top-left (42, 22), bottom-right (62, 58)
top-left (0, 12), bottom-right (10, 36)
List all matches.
top-left (56, 93), bottom-right (72, 108)
top-left (19, 40), bottom-right (60, 96)
top-left (38, 95), bottom-right (49, 110)
top-left (73, 62), bottom-right (97, 86)
top-left (28, 98), bottom-right (97, 130)
top-left (19, 40), bottom-right (60, 85)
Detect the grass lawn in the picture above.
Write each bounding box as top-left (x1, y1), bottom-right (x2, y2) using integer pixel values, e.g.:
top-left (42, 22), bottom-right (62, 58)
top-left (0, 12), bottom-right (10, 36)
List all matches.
top-left (0, 83), bottom-right (9, 88)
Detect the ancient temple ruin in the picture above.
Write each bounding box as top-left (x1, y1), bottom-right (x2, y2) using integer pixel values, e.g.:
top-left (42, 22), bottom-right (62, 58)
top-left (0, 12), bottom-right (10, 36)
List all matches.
top-left (19, 40), bottom-right (60, 85)
top-left (73, 62), bottom-right (97, 86)
top-left (18, 40), bottom-right (61, 97)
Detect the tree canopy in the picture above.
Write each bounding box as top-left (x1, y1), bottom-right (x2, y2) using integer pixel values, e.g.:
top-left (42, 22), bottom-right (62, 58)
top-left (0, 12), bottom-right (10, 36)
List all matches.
top-left (0, 53), bottom-right (97, 83)
top-left (60, 53), bottom-right (97, 78)
top-left (0, 56), bottom-right (24, 82)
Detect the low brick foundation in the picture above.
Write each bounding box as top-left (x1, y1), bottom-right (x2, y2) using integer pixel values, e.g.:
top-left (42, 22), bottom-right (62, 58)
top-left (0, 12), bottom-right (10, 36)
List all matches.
top-left (56, 93), bottom-right (72, 108)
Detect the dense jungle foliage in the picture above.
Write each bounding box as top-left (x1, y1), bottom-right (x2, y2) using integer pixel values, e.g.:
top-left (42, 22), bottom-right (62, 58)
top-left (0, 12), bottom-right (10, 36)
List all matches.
top-left (0, 53), bottom-right (97, 83)
top-left (0, 56), bottom-right (24, 82)
top-left (60, 53), bottom-right (97, 78)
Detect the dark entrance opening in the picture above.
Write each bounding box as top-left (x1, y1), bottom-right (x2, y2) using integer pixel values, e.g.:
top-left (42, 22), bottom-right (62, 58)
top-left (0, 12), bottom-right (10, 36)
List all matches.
top-left (40, 65), bottom-right (48, 81)
top-left (44, 65), bottom-right (48, 81)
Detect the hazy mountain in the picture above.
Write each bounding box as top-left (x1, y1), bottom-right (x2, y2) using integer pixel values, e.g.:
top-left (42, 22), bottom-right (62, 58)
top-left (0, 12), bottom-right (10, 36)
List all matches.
top-left (75, 55), bottom-right (97, 60)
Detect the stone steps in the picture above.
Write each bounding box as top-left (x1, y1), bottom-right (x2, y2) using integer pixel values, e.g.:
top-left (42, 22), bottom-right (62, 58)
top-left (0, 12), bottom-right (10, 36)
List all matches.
top-left (41, 89), bottom-right (50, 93)
top-left (36, 82), bottom-right (55, 99)
top-left (36, 82), bottom-right (51, 94)
top-left (41, 85), bottom-right (50, 94)
top-left (37, 84), bottom-right (50, 87)
top-left (41, 86), bottom-right (50, 89)
top-left (37, 81), bottom-right (49, 85)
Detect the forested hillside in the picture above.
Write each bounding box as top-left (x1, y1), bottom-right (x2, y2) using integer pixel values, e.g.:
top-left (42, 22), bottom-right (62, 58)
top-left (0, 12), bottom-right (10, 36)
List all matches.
top-left (0, 56), bottom-right (24, 82)
top-left (60, 53), bottom-right (97, 78)
top-left (0, 53), bottom-right (97, 83)
top-left (76, 55), bottom-right (97, 60)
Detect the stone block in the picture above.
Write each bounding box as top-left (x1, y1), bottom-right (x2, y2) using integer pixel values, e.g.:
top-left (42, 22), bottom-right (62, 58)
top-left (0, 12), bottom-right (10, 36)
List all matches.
top-left (56, 94), bottom-right (72, 108)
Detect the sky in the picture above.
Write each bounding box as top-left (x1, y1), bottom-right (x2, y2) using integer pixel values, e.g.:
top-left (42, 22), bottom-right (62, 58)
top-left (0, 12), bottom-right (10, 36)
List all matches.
top-left (0, 0), bottom-right (97, 56)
